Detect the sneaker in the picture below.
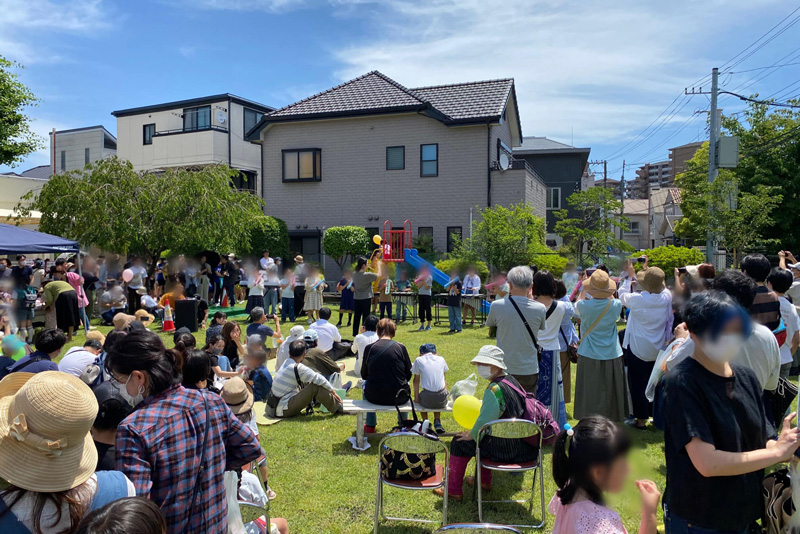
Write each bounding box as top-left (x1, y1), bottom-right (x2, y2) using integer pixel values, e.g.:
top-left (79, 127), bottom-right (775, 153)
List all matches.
top-left (434, 420), bottom-right (445, 434)
top-left (267, 488), bottom-right (277, 500)
top-left (425, 326), bottom-right (432, 331)
top-left (433, 487), bottom-right (461, 500)
top-left (417, 325), bottom-right (426, 331)
top-left (342, 381), bottom-right (353, 392)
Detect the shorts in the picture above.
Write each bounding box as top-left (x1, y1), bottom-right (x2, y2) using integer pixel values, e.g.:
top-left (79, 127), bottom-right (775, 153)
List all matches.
top-left (418, 388), bottom-right (449, 409)
top-left (16, 308), bottom-right (35, 322)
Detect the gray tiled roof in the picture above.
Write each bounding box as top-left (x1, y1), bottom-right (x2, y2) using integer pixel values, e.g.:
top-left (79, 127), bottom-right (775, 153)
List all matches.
top-left (269, 71), bottom-right (427, 118)
top-left (410, 79), bottom-right (514, 121)
top-left (19, 165), bottom-right (52, 179)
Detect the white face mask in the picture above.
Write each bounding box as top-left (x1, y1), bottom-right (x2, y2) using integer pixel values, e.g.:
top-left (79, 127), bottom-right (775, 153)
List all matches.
top-left (476, 365), bottom-right (494, 380)
top-left (116, 374), bottom-right (145, 407)
top-left (702, 333), bottom-right (743, 363)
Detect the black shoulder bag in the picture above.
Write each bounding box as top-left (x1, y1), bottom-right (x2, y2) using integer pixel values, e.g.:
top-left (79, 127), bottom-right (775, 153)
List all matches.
top-left (509, 296), bottom-right (556, 362)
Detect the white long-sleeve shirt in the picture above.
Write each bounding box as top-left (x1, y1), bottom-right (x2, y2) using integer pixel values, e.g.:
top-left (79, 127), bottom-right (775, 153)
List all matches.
top-left (271, 360), bottom-right (333, 416)
top-left (618, 280), bottom-right (673, 362)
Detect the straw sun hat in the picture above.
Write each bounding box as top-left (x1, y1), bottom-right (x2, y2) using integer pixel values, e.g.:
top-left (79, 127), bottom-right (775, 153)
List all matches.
top-left (636, 267), bottom-right (666, 294)
top-left (586, 270), bottom-right (617, 298)
top-left (221, 376), bottom-right (254, 416)
top-left (0, 371), bottom-right (98, 493)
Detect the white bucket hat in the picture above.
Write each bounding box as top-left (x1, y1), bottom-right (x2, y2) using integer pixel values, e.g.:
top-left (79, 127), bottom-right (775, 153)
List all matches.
top-left (470, 345), bottom-right (507, 370)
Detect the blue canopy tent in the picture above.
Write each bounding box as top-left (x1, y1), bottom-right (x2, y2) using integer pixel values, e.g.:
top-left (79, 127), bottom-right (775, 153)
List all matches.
top-left (0, 223), bottom-right (79, 255)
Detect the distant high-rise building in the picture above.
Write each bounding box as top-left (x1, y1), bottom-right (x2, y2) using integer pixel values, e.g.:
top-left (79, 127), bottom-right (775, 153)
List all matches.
top-left (627, 141), bottom-right (703, 199)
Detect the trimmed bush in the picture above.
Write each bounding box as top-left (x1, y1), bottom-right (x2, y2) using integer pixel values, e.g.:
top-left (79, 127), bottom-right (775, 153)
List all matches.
top-left (631, 245), bottom-right (704, 275)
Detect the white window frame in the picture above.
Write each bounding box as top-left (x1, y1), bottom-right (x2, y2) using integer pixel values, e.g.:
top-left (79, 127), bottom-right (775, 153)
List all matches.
top-left (546, 187), bottom-right (561, 210)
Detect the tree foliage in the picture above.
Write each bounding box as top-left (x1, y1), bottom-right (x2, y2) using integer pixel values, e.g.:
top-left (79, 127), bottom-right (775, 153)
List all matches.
top-left (467, 203), bottom-right (547, 271)
top-left (674, 141), bottom-right (783, 265)
top-left (16, 158), bottom-right (265, 271)
top-left (630, 245), bottom-right (704, 276)
top-left (0, 56), bottom-right (43, 167)
top-left (323, 226), bottom-right (370, 272)
top-left (554, 186), bottom-right (633, 262)
top-left (248, 215), bottom-right (289, 260)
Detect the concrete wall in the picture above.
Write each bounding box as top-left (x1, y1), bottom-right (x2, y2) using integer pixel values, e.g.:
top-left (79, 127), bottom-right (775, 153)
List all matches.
top-left (51, 129), bottom-right (110, 174)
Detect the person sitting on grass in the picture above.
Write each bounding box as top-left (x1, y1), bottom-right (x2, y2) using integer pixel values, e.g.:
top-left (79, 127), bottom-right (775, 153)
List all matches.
top-left (157, 282), bottom-right (185, 312)
top-left (412, 342), bottom-right (449, 434)
top-left (205, 311), bottom-right (227, 345)
top-left (7, 328), bottom-right (65, 375)
top-left (265, 340), bottom-right (343, 418)
top-left (91, 382), bottom-right (133, 471)
top-left (203, 334), bottom-right (238, 387)
top-left (549, 415), bottom-right (660, 534)
top-left (301, 329), bottom-right (345, 383)
top-left (246, 349), bottom-right (273, 403)
top-left (75, 497), bottom-right (167, 534)
top-left (246, 307), bottom-right (282, 352)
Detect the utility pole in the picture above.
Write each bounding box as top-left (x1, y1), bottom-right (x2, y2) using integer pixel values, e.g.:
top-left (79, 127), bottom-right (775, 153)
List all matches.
top-left (685, 67), bottom-right (719, 264)
top-left (619, 160), bottom-right (625, 244)
top-left (588, 159), bottom-right (610, 255)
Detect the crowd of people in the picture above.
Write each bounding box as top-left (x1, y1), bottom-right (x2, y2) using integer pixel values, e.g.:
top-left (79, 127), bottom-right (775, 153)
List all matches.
top-left (2, 246), bottom-right (800, 533)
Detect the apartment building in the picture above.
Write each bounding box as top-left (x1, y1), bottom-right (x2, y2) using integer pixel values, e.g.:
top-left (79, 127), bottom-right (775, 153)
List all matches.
top-left (630, 160), bottom-right (672, 198)
top-left (111, 94), bottom-right (274, 195)
top-left (669, 141), bottom-right (703, 177)
top-left (512, 137), bottom-right (591, 242)
top-left (50, 126), bottom-right (117, 174)
top-left (245, 71), bottom-right (546, 269)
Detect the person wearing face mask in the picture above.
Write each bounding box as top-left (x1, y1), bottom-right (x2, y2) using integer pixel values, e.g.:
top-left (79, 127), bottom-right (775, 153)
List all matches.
top-left (433, 345), bottom-right (540, 501)
top-left (105, 329), bottom-right (261, 533)
top-left (662, 291), bottom-right (800, 533)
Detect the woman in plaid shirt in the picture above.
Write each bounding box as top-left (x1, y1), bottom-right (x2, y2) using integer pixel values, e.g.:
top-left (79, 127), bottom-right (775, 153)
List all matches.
top-left (106, 329), bottom-right (261, 533)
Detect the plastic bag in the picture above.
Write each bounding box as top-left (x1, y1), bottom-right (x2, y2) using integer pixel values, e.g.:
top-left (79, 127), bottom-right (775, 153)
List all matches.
top-left (449, 373), bottom-right (478, 401)
top-left (225, 471), bottom-right (246, 534)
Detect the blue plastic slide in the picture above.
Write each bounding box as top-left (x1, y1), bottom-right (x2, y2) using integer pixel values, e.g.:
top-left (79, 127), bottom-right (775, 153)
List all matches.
top-left (404, 248), bottom-right (494, 314)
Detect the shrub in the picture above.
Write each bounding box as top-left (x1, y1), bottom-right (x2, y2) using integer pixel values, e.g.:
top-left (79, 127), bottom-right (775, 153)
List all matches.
top-left (531, 252), bottom-right (569, 277)
top-left (248, 215), bottom-right (289, 259)
top-left (434, 259), bottom-right (489, 282)
top-left (324, 226), bottom-right (370, 272)
top-left (631, 245), bottom-right (704, 275)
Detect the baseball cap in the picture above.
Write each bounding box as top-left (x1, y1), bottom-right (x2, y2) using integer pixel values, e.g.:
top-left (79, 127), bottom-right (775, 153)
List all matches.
top-left (303, 329), bottom-right (319, 342)
top-left (419, 343), bottom-right (437, 355)
top-left (790, 262), bottom-right (800, 271)
top-left (1, 335), bottom-right (25, 354)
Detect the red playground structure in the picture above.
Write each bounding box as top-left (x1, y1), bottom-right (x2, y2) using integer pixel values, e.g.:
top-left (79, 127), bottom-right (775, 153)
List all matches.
top-left (380, 219), bottom-right (412, 263)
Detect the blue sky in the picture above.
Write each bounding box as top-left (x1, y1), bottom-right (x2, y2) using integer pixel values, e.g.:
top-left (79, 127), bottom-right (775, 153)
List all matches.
top-left (3, 0), bottom-right (800, 180)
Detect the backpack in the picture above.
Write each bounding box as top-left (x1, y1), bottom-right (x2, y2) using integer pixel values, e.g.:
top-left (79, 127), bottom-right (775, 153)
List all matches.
top-left (80, 351), bottom-right (107, 388)
top-left (22, 288), bottom-right (37, 310)
top-left (500, 377), bottom-right (560, 446)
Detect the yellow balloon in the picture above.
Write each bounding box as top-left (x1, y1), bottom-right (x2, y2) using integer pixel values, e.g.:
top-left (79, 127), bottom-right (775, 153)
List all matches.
top-left (372, 234), bottom-right (382, 245)
top-left (452, 395), bottom-right (482, 429)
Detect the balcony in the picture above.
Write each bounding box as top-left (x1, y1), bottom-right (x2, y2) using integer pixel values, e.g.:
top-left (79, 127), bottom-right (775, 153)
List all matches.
top-left (153, 125), bottom-right (228, 137)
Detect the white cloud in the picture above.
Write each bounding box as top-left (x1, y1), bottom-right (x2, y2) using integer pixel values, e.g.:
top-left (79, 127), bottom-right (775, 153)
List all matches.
top-left (325, 0), bottom-right (780, 151)
top-left (181, 0), bottom-right (309, 12)
top-left (0, 0), bottom-right (114, 64)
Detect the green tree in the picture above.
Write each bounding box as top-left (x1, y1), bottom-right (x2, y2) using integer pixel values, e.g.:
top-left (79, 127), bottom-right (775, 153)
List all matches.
top-left (0, 56), bottom-right (43, 167)
top-left (554, 187), bottom-right (633, 264)
top-left (469, 203), bottom-right (547, 271)
top-left (15, 158), bottom-right (265, 272)
top-left (630, 245), bottom-right (704, 277)
top-left (674, 142), bottom-right (782, 266)
top-left (323, 226), bottom-right (370, 272)
top-left (248, 215), bottom-right (289, 260)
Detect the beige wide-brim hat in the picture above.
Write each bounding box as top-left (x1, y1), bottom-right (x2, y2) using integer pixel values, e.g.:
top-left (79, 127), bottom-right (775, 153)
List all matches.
top-left (112, 313), bottom-right (136, 331)
top-left (294, 255), bottom-right (304, 263)
top-left (85, 329), bottom-right (106, 346)
top-left (470, 345), bottom-right (507, 370)
top-left (586, 270), bottom-right (617, 298)
top-left (134, 309), bottom-right (155, 327)
top-left (221, 376), bottom-right (254, 415)
top-left (637, 267), bottom-right (666, 294)
top-left (0, 371), bottom-right (98, 492)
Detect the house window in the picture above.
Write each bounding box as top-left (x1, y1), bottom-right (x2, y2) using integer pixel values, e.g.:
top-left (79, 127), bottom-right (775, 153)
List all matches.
top-left (282, 149), bottom-right (322, 182)
top-left (625, 221), bottom-right (641, 235)
top-left (420, 144), bottom-right (438, 177)
top-left (183, 105), bottom-right (211, 131)
top-left (418, 227), bottom-right (433, 237)
top-left (143, 124), bottom-right (155, 145)
top-left (546, 187), bottom-right (561, 210)
top-left (447, 226), bottom-right (462, 253)
top-left (231, 170), bottom-right (257, 193)
top-left (244, 108), bottom-right (264, 136)
top-left (60, 151), bottom-right (65, 171)
top-left (85, 148), bottom-right (90, 165)
top-left (386, 146), bottom-right (405, 170)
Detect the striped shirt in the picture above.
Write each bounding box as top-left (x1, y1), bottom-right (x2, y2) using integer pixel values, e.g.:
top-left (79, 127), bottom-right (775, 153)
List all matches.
top-left (271, 360), bottom-right (333, 416)
top-left (751, 285), bottom-right (781, 331)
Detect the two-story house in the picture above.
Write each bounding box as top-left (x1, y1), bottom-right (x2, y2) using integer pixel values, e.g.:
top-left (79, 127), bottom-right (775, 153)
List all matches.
top-left (51, 125), bottom-right (117, 175)
top-left (245, 71), bottom-right (545, 268)
top-left (111, 94), bottom-right (274, 195)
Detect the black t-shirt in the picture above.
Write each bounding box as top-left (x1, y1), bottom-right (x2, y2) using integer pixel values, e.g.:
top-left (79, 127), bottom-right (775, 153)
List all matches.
top-left (663, 357), bottom-right (775, 530)
top-left (196, 298), bottom-right (209, 323)
top-left (94, 440), bottom-right (116, 471)
top-left (362, 339), bottom-right (412, 405)
top-left (10, 265), bottom-right (32, 287)
top-left (223, 341), bottom-right (240, 370)
top-left (83, 273), bottom-right (99, 292)
top-left (446, 280), bottom-right (462, 307)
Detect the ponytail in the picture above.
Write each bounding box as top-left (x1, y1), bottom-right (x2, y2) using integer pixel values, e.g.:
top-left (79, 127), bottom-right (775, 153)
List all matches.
top-left (550, 415), bottom-right (631, 506)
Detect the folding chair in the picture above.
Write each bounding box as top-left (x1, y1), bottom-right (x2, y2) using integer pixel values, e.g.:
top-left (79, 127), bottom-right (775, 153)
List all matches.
top-left (475, 419), bottom-right (546, 529)
top-left (434, 524), bottom-right (522, 533)
top-left (374, 431), bottom-right (449, 534)
top-left (239, 457), bottom-right (271, 525)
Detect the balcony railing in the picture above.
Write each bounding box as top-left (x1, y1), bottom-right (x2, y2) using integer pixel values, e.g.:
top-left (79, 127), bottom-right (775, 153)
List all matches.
top-left (491, 158), bottom-right (545, 183)
top-left (153, 125), bottom-right (228, 137)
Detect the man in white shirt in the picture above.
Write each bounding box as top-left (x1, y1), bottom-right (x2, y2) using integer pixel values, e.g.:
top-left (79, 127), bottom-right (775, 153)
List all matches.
top-left (618, 261), bottom-right (672, 429)
top-left (462, 266), bottom-right (482, 326)
top-left (126, 257), bottom-right (148, 314)
top-left (266, 339), bottom-right (343, 418)
top-left (58, 338), bottom-right (103, 378)
top-left (352, 314), bottom-right (379, 377)
top-left (259, 250), bottom-right (275, 271)
top-left (308, 307), bottom-right (342, 353)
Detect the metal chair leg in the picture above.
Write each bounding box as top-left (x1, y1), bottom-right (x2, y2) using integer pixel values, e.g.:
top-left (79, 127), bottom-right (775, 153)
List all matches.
top-left (442, 463), bottom-right (449, 527)
top-left (477, 451), bottom-right (484, 522)
top-left (374, 477), bottom-right (381, 534)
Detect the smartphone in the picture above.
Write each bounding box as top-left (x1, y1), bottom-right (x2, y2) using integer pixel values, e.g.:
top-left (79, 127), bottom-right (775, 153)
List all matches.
top-left (586, 268), bottom-right (596, 277)
top-left (678, 267), bottom-right (688, 274)
top-left (637, 257), bottom-right (646, 263)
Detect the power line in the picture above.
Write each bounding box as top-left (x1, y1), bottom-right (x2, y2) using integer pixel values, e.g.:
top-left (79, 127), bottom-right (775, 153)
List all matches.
top-left (719, 90), bottom-right (800, 108)
top-left (727, 61), bottom-right (800, 74)
top-left (721, 7), bottom-right (800, 71)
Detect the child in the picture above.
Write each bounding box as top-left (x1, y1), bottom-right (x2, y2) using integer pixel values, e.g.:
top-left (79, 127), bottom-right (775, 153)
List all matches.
top-left (244, 267), bottom-right (266, 315)
top-left (394, 270), bottom-right (412, 322)
top-left (551, 415), bottom-right (660, 534)
top-left (280, 268), bottom-right (295, 323)
top-left (304, 266), bottom-right (325, 322)
top-left (246, 349), bottom-right (273, 403)
top-left (336, 268), bottom-right (355, 327)
top-left (378, 275), bottom-right (393, 319)
top-left (445, 269), bottom-right (462, 333)
top-left (412, 343), bottom-right (448, 434)
top-left (14, 281), bottom-right (37, 343)
top-left (767, 267), bottom-right (800, 378)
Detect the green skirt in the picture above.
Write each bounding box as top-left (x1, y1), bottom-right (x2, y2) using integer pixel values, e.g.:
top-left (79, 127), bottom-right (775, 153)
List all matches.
top-left (574, 355), bottom-right (629, 423)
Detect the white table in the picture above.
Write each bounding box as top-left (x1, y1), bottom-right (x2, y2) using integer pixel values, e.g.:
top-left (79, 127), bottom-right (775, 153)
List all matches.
top-left (341, 398), bottom-right (454, 449)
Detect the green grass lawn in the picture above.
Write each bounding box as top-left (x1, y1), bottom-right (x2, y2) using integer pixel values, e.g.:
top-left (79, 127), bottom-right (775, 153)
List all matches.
top-left (62, 304), bottom-right (670, 533)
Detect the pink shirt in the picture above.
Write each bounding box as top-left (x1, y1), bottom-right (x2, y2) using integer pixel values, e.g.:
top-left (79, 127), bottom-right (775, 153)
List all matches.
top-left (66, 271), bottom-right (89, 308)
top-left (549, 495), bottom-right (627, 534)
